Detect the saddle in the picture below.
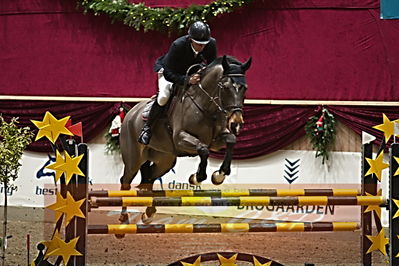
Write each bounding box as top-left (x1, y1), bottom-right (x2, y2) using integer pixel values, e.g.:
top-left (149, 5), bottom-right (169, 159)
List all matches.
top-left (141, 86), bottom-right (180, 122)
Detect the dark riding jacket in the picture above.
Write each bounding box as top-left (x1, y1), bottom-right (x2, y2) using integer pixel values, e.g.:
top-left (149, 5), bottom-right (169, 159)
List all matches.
top-left (154, 35), bottom-right (217, 86)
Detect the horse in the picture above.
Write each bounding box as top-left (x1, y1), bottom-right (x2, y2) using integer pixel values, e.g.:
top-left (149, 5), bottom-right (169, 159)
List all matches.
top-left (118, 55), bottom-right (251, 227)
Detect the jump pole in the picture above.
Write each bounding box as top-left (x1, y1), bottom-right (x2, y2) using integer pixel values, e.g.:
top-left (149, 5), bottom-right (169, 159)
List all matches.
top-left (89, 195), bottom-right (386, 207)
top-left (89, 188), bottom-right (360, 198)
top-left (87, 222), bottom-right (360, 235)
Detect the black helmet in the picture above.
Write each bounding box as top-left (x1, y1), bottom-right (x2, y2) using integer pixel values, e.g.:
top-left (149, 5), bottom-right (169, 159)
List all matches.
top-left (188, 21), bottom-right (211, 44)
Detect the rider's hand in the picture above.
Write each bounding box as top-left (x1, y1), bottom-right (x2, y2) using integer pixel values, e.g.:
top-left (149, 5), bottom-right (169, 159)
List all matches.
top-left (189, 74), bottom-right (200, 85)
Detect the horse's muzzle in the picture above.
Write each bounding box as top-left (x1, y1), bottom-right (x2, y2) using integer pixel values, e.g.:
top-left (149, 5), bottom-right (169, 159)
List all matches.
top-left (228, 111), bottom-right (244, 135)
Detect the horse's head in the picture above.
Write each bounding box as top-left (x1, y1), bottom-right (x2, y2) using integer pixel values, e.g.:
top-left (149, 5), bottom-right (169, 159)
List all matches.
top-left (218, 55), bottom-right (252, 135)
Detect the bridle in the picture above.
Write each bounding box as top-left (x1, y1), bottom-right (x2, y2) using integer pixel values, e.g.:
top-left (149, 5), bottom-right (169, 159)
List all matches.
top-left (189, 73), bottom-right (246, 116)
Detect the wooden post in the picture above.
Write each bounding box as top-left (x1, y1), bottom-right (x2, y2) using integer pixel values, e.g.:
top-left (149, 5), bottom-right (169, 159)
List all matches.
top-left (361, 143), bottom-right (376, 266)
top-left (75, 144), bottom-right (88, 265)
top-left (390, 143), bottom-right (399, 265)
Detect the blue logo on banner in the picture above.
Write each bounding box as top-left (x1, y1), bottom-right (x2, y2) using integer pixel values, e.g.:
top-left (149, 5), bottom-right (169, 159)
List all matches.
top-left (36, 154), bottom-right (55, 179)
top-left (284, 158), bottom-right (300, 184)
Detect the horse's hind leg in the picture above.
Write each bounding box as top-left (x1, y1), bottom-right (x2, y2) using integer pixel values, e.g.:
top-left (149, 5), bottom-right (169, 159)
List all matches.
top-left (136, 160), bottom-right (153, 191)
top-left (140, 154), bottom-right (177, 224)
top-left (115, 166), bottom-right (139, 239)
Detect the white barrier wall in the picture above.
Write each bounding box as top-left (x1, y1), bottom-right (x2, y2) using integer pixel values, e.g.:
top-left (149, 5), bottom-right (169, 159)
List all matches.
top-left (0, 143), bottom-right (389, 224)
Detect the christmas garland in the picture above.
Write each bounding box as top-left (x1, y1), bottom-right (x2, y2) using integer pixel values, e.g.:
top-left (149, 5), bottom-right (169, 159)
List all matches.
top-left (305, 108), bottom-right (336, 164)
top-left (79, 0), bottom-right (254, 32)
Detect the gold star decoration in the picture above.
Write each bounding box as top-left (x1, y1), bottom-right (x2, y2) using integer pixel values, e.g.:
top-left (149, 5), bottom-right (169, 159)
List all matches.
top-left (217, 253), bottom-right (238, 266)
top-left (31, 111), bottom-right (73, 143)
top-left (366, 228), bottom-right (389, 256)
top-left (393, 199), bottom-right (399, 219)
top-left (46, 192), bottom-right (85, 226)
top-left (54, 151), bottom-right (84, 184)
top-left (364, 190), bottom-right (382, 219)
top-left (42, 230), bottom-right (64, 260)
top-left (181, 256), bottom-right (201, 266)
top-left (373, 113), bottom-right (399, 143)
top-left (253, 256), bottom-right (272, 266)
top-left (46, 192), bottom-right (67, 223)
top-left (394, 156), bottom-right (399, 176)
top-left (365, 152), bottom-right (389, 181)
top-left (45, 150), bottom-right (66, 183)
top-left (47, 236), bottom-right (82, 264)
top-left (61, 192), bottom-right (85, 226)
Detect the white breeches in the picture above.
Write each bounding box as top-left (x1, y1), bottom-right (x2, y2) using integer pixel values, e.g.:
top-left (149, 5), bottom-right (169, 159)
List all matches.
top-left (157, 69), bottom-right (173, 106)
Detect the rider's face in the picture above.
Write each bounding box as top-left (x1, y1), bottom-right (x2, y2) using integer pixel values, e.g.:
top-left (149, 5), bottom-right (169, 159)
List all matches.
top-left (191, 40), bottom-right (206, 53)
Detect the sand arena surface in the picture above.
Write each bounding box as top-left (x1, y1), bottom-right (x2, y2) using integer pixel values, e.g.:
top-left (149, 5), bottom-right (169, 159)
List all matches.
top-left (2, 207), bottom-right (387, 265)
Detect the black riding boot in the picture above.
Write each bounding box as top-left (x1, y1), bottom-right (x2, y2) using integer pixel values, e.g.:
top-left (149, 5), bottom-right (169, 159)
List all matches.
top-left (138, 100), bottom-right (164, 145)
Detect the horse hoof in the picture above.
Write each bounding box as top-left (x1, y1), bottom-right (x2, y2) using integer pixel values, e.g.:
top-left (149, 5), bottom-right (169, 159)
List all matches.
top-left (189, 174), bottom-right (202, 186)
top-left (211, 171), bottom-right (225, 185)
top-left (141, 212), bottom-right (154, 224)
top-left (115, 233), bottom-right (125, 239)
top-left (119, 213), bottom-right (129, 223)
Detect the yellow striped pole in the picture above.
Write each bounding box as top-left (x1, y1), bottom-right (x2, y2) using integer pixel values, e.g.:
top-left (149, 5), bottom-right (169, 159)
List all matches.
top-left (89, 188), bottom-right (360, 198)
top-left (88, 222), bottom-right (360, 234)
top-left (90, 196), bottom-right (385, 207)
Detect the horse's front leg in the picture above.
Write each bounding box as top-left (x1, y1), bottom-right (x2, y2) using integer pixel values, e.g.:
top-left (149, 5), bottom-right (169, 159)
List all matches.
top-left (175, 131), bottom-right (209, 185)
top-left (212, 133), bottom-right (236, 185)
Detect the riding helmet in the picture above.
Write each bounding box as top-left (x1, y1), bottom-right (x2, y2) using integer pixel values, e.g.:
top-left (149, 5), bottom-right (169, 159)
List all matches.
top-left (188, 21), bottom-right (211, 45)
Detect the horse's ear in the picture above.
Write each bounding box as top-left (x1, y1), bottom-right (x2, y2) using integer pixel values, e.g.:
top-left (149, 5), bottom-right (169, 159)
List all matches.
top-left (241, 57), bottom-right (252, 72)
top-left (222, 55), bottom-right (230, 72)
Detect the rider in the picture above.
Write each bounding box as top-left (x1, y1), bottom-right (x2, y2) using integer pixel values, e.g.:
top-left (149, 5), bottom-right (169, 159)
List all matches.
top-left (138, 21), bottom-right (217, 145)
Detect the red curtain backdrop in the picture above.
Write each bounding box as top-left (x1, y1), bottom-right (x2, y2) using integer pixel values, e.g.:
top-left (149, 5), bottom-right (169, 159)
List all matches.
top-left (1, 0), bottom-right (398, 101)
top-left (0, 101), bottom-right (396, 158)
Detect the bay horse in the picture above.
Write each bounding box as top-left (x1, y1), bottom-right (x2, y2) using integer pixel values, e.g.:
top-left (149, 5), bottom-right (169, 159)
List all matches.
top-left (118, 55), bottom-right (251, 226)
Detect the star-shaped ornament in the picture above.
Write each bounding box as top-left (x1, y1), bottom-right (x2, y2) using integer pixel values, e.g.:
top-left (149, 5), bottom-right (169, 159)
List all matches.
top-left (61, 192), bottom-right (85, 226)
top-left (47, 236), bottom-right (82, 264)
top-left (253, 256), bottom-right (272, 266)
top-left (393, 199), bottom-right (399, 219)
top-left (46, 192), bottom-right (85, 225)
top-left (365, 152), bottom-right (389, 181)
top-left (42, 230), bottom-right (63, 259)
top-left (46, 192), bottom-right (67, 223)
top-left (181, 256), bottom-right (201, 266)
top-left (217, 253), bottom-right (238, 266)
top-left (45, 150), bottom-right (66, 183)
top-left (53, 151), bottom-right (85, 184)
top-left (31, 111), bottom-right (73, 143)
top-left (364, 190), bottom-right (382, 219)
top-left (373, 113), bottom-right (399, 142)
top-left (366, 228), bottom-right (389, 256)
top-left (393, 156), bottom-right (399, 176)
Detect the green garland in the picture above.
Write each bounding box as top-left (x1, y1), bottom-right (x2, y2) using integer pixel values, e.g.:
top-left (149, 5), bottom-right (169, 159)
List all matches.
top-left (305, 108), bottom-right (336, 164)
top-left (104, 128), bottom-right (121, 153)
top-left (79, 0), bottom-right (254, 32)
